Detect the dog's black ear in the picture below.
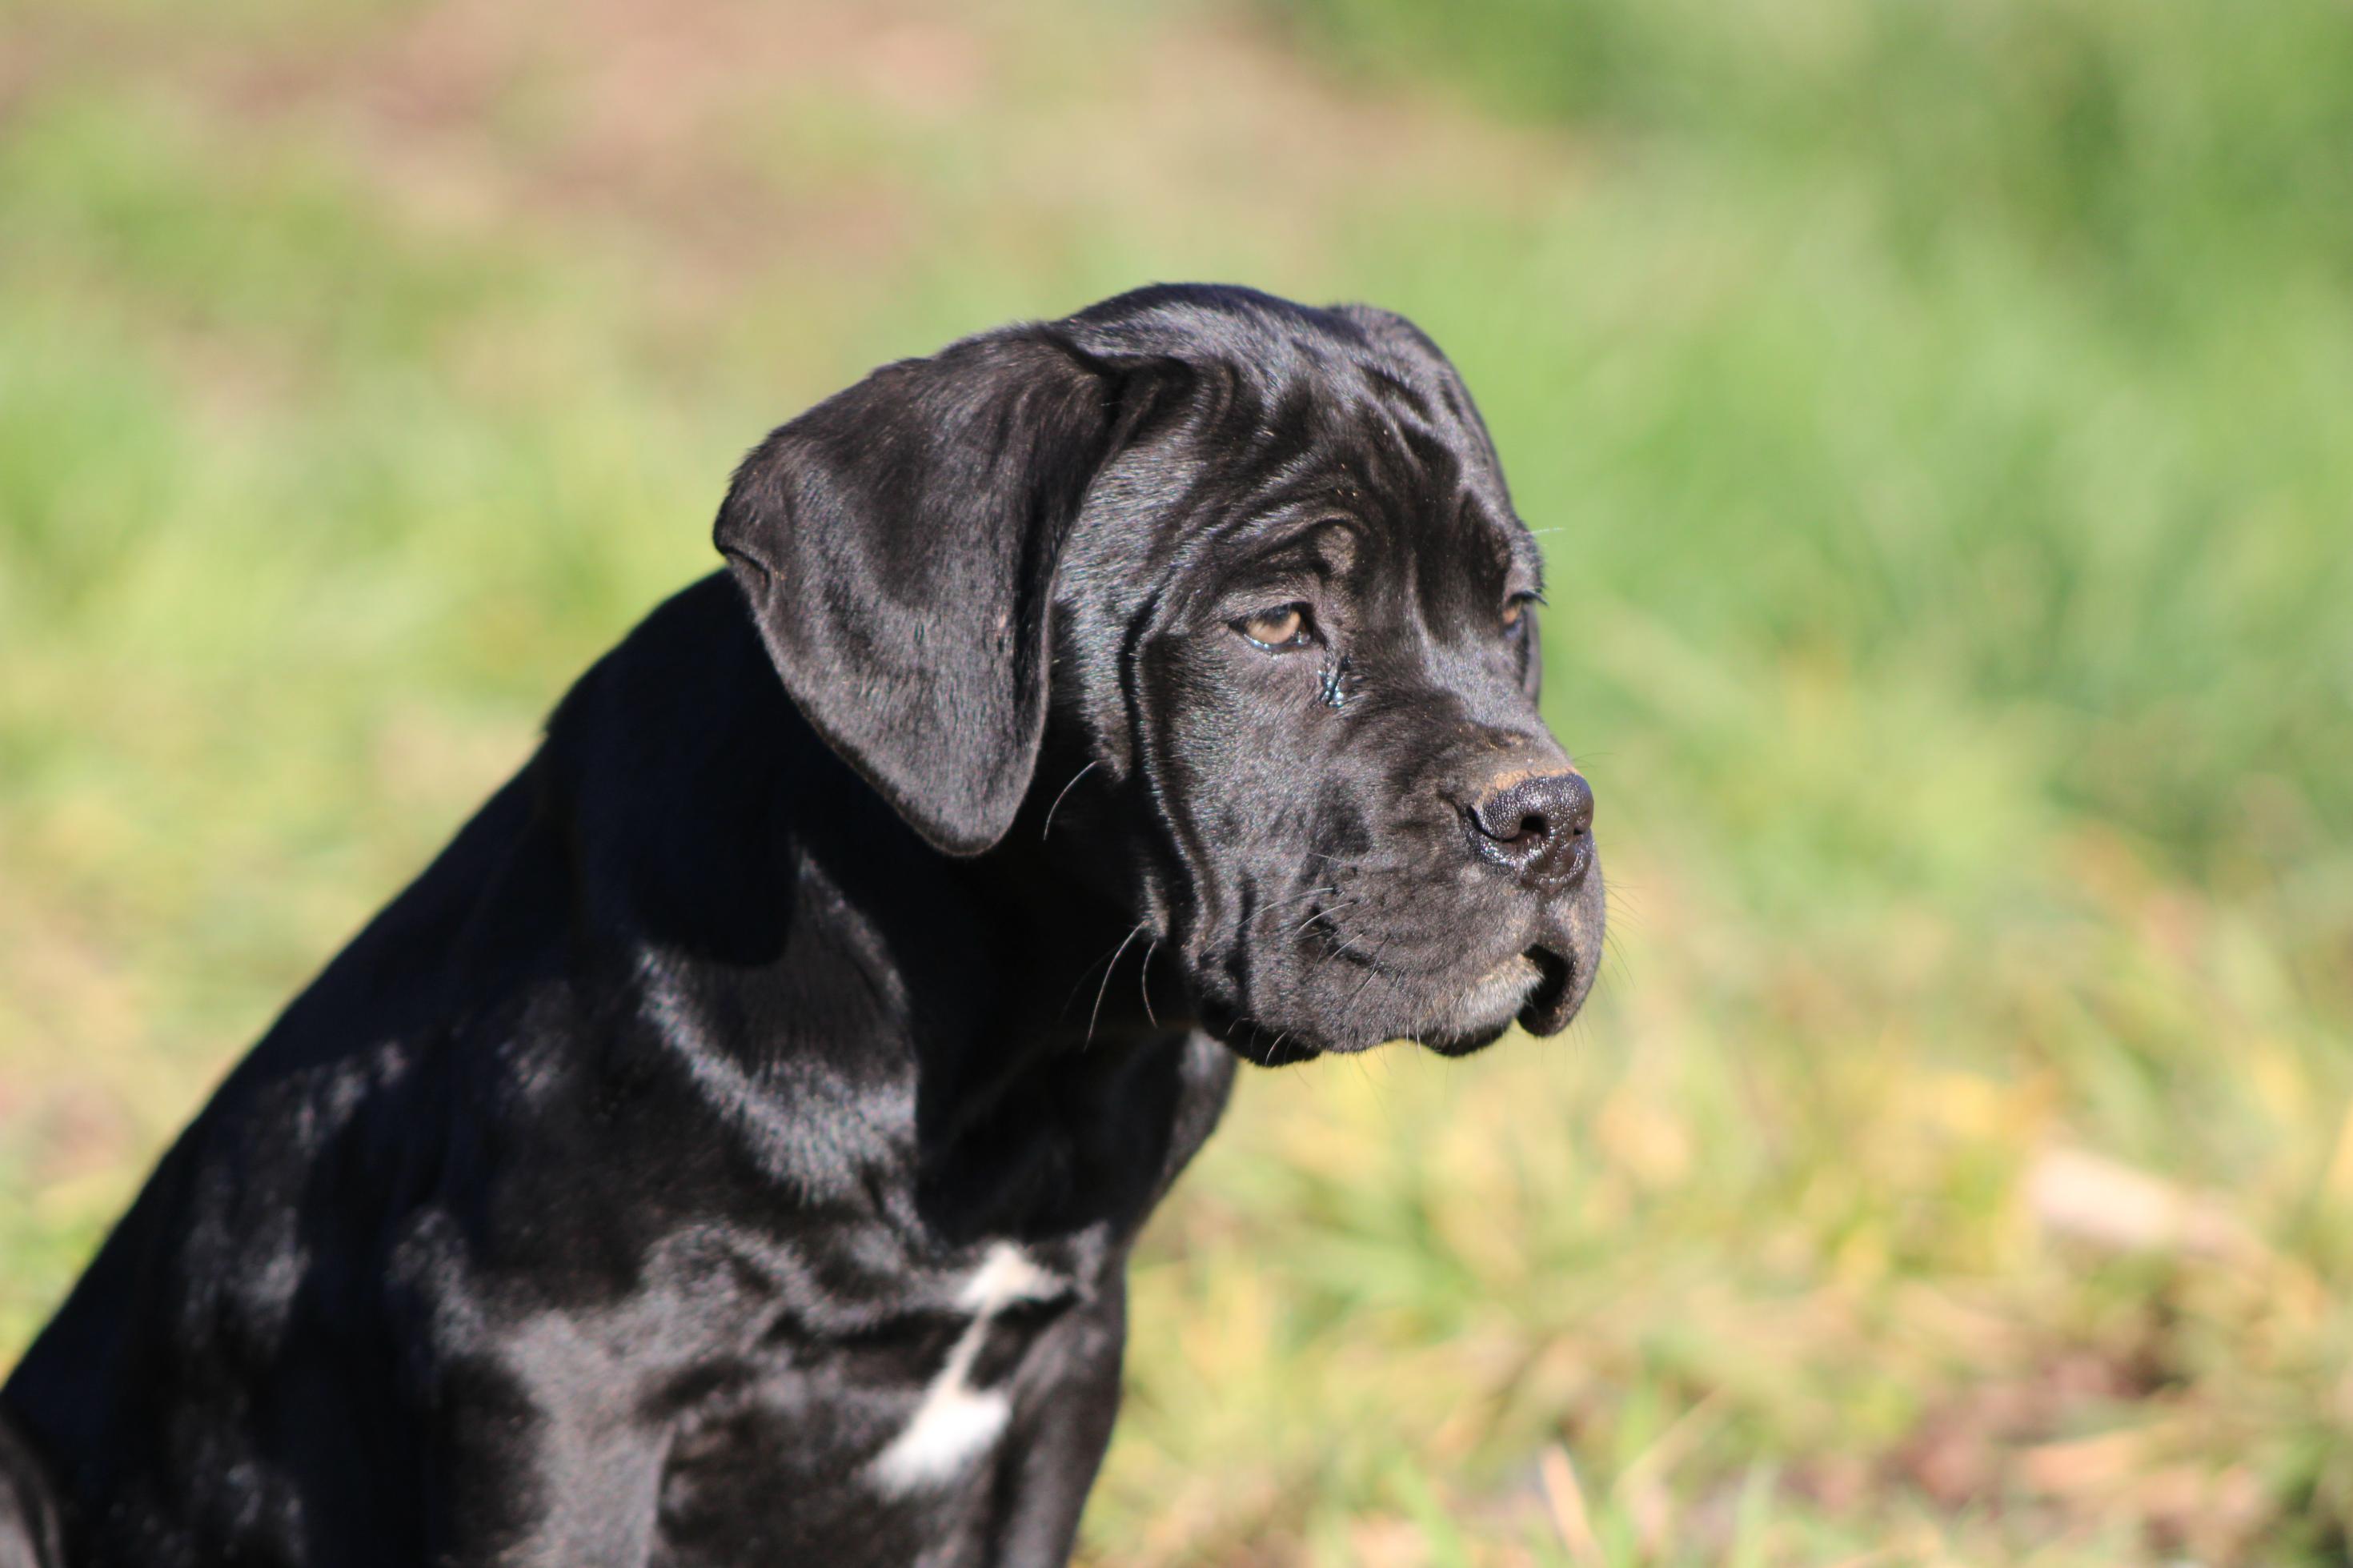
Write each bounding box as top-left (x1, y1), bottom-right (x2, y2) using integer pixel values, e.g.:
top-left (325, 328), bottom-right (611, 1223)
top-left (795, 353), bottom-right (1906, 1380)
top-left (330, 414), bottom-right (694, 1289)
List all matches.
top-left (716, 327), bottom-right (1154, 856)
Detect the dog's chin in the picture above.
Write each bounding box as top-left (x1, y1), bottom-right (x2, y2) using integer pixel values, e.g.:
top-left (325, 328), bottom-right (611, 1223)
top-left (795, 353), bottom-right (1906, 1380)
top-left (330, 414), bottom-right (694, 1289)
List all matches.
top-left (1204, 1014), bottom-right (1331, 1066)
top-left (1409, 946), bottom-right (1572, 1057)
top-left (1202, 920), bottom-right (1593, 1065)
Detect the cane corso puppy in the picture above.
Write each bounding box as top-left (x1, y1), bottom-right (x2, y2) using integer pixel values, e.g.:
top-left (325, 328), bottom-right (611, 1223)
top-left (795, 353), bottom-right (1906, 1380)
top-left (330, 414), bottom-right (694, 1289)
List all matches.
top-left (0, 284), bottom-right (1603, 1567)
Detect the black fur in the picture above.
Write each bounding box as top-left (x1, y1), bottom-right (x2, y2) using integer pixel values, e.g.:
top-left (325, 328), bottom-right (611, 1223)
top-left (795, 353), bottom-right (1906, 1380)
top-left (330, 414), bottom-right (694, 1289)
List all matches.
top-left (1, 285), bottom-right (1604, 1567)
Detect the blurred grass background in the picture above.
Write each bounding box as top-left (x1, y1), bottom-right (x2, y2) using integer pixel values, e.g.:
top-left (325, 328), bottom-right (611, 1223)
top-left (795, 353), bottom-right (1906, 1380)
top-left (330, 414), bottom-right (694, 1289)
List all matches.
top-left (3, 0), bottom-right (2350, 1562)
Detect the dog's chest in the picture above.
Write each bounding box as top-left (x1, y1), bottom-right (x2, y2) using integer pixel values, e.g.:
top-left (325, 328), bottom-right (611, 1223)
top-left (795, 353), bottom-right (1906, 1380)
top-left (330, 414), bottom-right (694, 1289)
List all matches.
top-left (651, 1237), bottom-right (1091, 1554)
top-left (862, 1241), bottom-right (1069, 1494)
top-left (643, 1030), bottom-right (1233, 1559)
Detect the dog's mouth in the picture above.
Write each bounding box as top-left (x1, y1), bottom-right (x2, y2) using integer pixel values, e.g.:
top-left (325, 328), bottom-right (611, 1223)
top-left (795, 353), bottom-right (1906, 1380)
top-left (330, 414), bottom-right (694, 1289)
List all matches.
top-left (1408, 942), bottom-right (1576, 1057)
top-left (1517, 942), bottom-right (1575, 1032)
top-left (1205, 876), bottom-right (1601, 1063)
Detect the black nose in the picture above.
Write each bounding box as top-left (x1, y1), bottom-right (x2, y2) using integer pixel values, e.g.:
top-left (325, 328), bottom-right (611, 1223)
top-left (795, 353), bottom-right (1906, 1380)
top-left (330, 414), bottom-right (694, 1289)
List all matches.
top-left (1465, 769), bottom-right (1594, 893)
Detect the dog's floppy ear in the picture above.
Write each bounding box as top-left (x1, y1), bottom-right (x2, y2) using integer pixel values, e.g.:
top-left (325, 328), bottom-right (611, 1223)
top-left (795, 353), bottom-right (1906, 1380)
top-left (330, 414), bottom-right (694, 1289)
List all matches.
top-left (716, 327), bottom-right (1156, 856)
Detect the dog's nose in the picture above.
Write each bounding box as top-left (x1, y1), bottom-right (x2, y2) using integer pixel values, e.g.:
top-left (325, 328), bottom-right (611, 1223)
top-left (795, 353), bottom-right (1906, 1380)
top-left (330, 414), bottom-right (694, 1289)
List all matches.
top-left (1465, 769), bottom-right (1593, 893)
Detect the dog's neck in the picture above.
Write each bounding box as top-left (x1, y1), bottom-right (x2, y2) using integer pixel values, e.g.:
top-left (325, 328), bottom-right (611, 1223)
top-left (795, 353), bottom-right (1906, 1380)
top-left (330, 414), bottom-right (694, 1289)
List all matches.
top-left (539, 575), bottom-right (1230, 1249)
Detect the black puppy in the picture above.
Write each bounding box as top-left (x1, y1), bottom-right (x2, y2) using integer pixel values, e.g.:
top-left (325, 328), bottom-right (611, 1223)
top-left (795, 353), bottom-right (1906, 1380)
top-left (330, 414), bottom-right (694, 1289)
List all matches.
top-left (0, 285), bottom-right (1603, 1567)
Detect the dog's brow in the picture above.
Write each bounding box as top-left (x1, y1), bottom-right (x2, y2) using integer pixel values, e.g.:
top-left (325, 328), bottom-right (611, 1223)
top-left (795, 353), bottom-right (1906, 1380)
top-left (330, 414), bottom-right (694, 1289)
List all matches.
top-left (1361, 363), bottom-right (1435, 422)
top-left (1453, 487), bottom-right (1530, 577)
top-left (1227, 509), bottom-right (1363, 575)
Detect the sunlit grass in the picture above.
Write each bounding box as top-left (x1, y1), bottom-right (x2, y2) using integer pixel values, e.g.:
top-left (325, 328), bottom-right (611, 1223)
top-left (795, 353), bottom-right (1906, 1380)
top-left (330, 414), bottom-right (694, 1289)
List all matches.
top-left (2, 0), bottom-right (2348, 1561)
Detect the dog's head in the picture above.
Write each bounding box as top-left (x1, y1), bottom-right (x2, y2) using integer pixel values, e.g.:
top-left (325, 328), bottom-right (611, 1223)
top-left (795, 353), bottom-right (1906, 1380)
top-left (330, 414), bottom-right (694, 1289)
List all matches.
top-left (719, 284), bottom-right (1601, 1061)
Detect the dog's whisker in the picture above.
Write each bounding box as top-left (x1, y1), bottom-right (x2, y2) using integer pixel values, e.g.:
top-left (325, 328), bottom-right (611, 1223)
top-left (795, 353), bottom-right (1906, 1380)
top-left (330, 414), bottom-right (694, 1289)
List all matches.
top-left (1289, 898), bottom-right (1360, 940)
top-left (1261, 884), bottom-right (1341, 916)
top-left (1273, 888), bottom-right (1351, 925)
top-left (1084, 920), bottom-right (1149, 1048)
top-left (1060, 924), bottom-right (1148, 1021)
top-left (1340, 934), bottom-right (1395, 1029)
top-left (1322, 928), bottom-right (1378, 969)
top-left (1137, 937), bottom-right (1160, 1029)
top-left (1039, 760), bottom-right (1100, 841)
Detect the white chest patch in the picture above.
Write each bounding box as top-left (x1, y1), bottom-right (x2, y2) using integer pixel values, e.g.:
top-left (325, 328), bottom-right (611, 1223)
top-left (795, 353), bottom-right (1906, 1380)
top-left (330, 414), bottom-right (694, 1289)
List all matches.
top-left (868, 1243), bottom-right (1066, 1495)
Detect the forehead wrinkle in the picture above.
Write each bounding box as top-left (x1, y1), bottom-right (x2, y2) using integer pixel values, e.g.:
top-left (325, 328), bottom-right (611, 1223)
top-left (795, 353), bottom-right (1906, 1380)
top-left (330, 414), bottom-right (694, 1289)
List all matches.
top-left (1139, 472), bottom-right (1313, 627)
top-left (1345, 398), bottom-right (1429, 524)
top-left (1127, 344), bottom-right (1528, 630)
top-left (1368, 375), bottom-right (1532, 585)
top-left (1265, 387), bottom-right (1471, 624)
top-left (1217, 514), bottom-right (1365, 598)
top-left (1509, 521), bottom-right (1545, 592)
top-left (1396, 472), bottom-right (1534, 644)
top-left (1342, 395), bottom-right (1481, 577)
top-left (1360, 361), bottom-right (1435, 423)
top-left (1162, 367), bottom-right (1362, 553)
top-left (1278, 393), bottom-right (1530, 632)
top-left (1190, 367), bottom-right (1334, 495)
top-left (1396, 416), bottom-right (1466, 500)
top-left (1088, 355), bottom-right (1320, 524)
top-left (1361, 344), bottom-right (1508, 495)
top-left (1201, 362), bottom-right (1317, 445)
top-left (1178, 491), bottom-right (1348, 619)
top-left (1457, 488), bottom-right (1531, 578)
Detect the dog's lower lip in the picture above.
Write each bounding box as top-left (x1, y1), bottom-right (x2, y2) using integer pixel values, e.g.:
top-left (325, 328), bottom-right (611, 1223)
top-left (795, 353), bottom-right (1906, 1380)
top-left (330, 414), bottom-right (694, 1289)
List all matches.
top-left (1482, 952), bottom-right (1541, 989)
top-left (1518, 944), bottom-right (1572, 1024)
top-left (1452, 951), bottom-right (1544, 1023)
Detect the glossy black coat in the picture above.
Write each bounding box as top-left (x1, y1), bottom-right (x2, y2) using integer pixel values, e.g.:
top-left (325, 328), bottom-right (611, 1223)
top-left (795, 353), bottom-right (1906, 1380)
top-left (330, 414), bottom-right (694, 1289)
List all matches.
top-left (2, 285), bottom-right (1603, 1566)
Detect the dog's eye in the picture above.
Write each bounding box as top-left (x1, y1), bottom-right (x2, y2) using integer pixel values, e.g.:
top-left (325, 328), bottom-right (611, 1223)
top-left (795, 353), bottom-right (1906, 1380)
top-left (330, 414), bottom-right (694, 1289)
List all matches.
top-left (1235, 604), bottom-right (1314, 651)
top-left (1502, 593), bottom-right (1541, 635)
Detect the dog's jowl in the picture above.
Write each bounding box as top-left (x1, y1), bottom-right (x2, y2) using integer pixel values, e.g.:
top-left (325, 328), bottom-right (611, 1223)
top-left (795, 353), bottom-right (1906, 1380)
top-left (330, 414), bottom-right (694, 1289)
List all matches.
top-left (0, 286), bottom-right (1604, 1567)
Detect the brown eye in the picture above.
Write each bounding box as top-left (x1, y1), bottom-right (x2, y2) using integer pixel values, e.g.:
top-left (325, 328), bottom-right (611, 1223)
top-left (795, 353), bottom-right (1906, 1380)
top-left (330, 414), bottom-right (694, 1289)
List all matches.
top-left (1237, 604), bottom-right (1311, 649)
top-left (1502, 592), bottom-right (1539, 633)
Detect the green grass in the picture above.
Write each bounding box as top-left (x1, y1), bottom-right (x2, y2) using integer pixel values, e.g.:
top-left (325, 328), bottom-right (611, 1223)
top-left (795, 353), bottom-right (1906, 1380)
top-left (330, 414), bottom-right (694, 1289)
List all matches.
top-left (3, 0), bottom-right (2350, 1562)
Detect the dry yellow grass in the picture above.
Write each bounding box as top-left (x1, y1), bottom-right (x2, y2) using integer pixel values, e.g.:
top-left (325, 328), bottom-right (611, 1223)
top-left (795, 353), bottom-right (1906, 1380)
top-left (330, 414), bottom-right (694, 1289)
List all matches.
top-left (4, 0), bottom-right (2349, 1561)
